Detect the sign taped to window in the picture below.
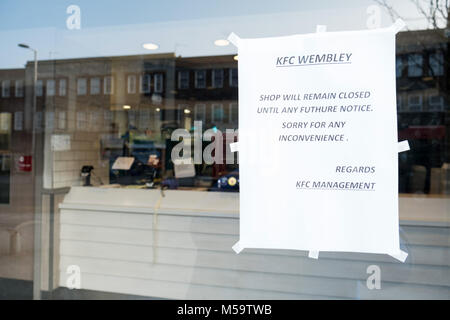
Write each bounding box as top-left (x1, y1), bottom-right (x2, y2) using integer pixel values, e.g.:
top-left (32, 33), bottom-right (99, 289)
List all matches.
top-left (231, 21), bottom-right (408, 261)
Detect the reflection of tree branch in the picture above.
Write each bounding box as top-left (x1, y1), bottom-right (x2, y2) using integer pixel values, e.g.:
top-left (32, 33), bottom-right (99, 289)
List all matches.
top-left (411, 0), bottom-right (434, 28)
top-left (374, 0), bottom-right (448, 30)
top-left (434, 0), bottom-right (450, 22)
top-left (374, 0), bottom-right (448, 77)
top-left (373, 0), bottom-right (405, 27)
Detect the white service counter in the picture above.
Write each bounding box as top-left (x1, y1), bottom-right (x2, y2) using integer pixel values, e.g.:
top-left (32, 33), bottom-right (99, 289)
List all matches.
top-left (58, 187), bottom-right (449, 299)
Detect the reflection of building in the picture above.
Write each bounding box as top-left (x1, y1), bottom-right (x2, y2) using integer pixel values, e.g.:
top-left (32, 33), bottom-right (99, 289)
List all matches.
top-left (396, 29), bottom-right (449, 193)
top-left (175, 55), bottom-right (238, 131)
top-left (0, 53), bottom-right (239, 192)
top-left (26, 53), bottom-right (177, 189)
top-left (0, 30), bottom-right (448, 197)
top-left (0, 68), bottom-right (34, 212)
top-left (0, 52), bottom-right (238, 285)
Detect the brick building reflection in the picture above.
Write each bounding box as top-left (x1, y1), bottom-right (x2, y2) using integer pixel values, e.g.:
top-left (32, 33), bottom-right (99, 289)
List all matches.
top-left (396, 29), bottom-right (449, 194)
top-left (0, 53), bottom-right (239, 202)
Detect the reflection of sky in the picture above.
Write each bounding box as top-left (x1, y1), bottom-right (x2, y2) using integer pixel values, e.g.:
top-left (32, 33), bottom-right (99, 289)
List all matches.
top-left (0, 0), bottom-right (444, 68)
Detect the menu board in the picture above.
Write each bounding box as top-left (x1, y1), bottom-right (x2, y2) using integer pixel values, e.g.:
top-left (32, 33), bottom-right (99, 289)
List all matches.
top-left (232, 24), bottom-right (407, 260)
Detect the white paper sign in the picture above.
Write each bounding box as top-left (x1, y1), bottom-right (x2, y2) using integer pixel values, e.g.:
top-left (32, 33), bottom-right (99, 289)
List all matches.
top-left (112, 157), bottom-right (135, 170)
top-left (233, 25), bottom-right (405, 259)
top-left (173, 159), bottom-right (196, 178)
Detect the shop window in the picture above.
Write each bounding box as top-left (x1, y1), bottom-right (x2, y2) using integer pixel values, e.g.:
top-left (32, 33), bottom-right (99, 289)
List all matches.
top-left (212, 69), bottom-right (223, 88)
top-left (46, 79), bottom-right (55, 96)
top-left (14, 80), bottom-right (24, 97)
top-left (1, 80), bottom-right (10, 98)
top-left (77, 78), bottom-right (87, 95)
top-left (408, 54), bottom-right (423, 77)
top-left (90, 77), bottom-right (101, 95)
top-left (59, 79), bottom-right (67, 96)
top-left (1, 0), bottom-right (450, 302)
top-left (178, 71), bottom-right (189, 89)
top-left (104, 76), bottom-right (114, 95)
top-left (127, 75), bottom-right (136, 94)
top-left (195, 70), bottom-right (206, 88)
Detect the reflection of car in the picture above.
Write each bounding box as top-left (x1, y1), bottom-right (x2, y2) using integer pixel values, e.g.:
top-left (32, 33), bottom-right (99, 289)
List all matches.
top-left (210, 171), bottom-right (239, 192)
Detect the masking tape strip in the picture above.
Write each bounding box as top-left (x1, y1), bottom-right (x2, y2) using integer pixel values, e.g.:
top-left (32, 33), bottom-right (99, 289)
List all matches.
top-left (389, 250), bottom-right (408, 262)
top-left (398, 140), bottom-right (410, 153)
top-left (232, 241), bottom-right (243, 254)
top-left (228, 32), bottom-right (241, 48)
top-left (391, 19), bottom-right (406, 34)
top-left (316, 25), bottom-right (327, 33)
top-left (230, 142), bottom-right (240, 153)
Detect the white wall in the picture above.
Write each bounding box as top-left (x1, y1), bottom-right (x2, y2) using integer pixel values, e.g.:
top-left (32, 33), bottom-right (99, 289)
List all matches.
top-left (58, 187), bottom-right (450, 299)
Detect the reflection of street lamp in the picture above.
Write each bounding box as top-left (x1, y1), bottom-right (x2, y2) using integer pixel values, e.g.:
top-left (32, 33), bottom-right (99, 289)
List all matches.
top-left (18, 43), bottom-right (39, 300)
top-left (18, 43), bottom-right (38, 136)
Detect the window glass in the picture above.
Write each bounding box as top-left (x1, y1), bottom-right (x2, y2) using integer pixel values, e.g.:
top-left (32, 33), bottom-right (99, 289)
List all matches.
top-left (395, 56), bottom-right (403, 78)
top-left (14, 80), bottom-right (24, 97)
top-left (195, 103), bottom-right (206, 122)
top-left (154, 73), bottom-right (163, 93)
top-left (429, 52), bottom-right (444, 76)
top-left (104, 76), bottom-right (114, 94)
top-left (35, 79), bottom-right (43, 96)
top-left (59, 78), bottom-right (67, 96)
top-left (140, 74), bottom-right (151, 93)
top-left (0, 0), bottom-right (448, 301)
top-left (0, 154), bottom-right (11, 204)
top-left (1, 80), bottom-right (10, 97)
top-left (178, 70), bottom-right (190, 89)
top-left (127, 75), bottom-right (136, 94)
top-left (229, 68), bottom-right (238, 87)
top-left (46, 79), bottom-right (55, 96)
top-left (77, 78), bottom-right (87, 95)
top-left (407, 53), bottom-right (423, 77)
top-left (212, 103), bottom-right (224, 122)
top-left (90, 77), bottom-right (101, 95)
top-left (195, 70), bottom-right (207, 88)
top-left (212, 69), bottom-right (224, 88)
